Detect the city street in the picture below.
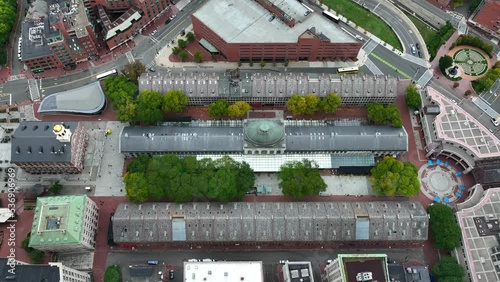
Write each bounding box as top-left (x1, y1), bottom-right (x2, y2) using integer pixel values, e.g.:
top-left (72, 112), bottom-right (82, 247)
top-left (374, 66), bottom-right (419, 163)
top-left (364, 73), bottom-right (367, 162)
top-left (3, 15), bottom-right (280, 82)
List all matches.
top-left (107, 248), bottom-right (424, 282)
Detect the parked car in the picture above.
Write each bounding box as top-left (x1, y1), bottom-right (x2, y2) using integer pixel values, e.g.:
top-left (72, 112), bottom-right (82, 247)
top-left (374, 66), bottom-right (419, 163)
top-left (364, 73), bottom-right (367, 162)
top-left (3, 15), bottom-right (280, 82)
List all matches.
top-left (491, 118), bottom-right (500, 127)
top-left (416, 43), bottom-right (420, 50)
top-left (151, 29), bottom-right (158, 36)
top-left (279, 260), bottom-right (289, 264)
top-left (149, 67), bottom-right (156, 72)
top-left (169, 270), bottom-right (174, 280)
top-left (411, 46), bottom-right (416, 55)
top-left (418, 51), bottom-right (422, 58)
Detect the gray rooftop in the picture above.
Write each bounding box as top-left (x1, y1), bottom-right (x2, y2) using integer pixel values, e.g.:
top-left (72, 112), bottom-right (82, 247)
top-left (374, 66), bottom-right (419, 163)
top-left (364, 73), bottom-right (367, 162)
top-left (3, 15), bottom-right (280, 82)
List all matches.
top-left (38, 82), bottom-right (106, 114)
top-left (456, 188), bottom-right (500, 282)
top-left (11, 121), bottom-right (78, 163)
top-left (193, 0), bottom-right (356, 44)
top-left (139, 72), bottom-right (398, 99)
top-left (112, 201), bottom-right (428, 243)
top-left (0, 258), bottom-right (60, 281)
top-left (119, 121), bottom-right (408, 154)
top-left (20, 20), bottom-right (53, 61)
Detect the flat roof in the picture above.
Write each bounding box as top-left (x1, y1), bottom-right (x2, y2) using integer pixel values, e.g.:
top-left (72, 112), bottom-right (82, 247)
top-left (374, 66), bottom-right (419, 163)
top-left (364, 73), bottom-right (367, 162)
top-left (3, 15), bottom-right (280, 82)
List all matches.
top-left (340, 254), bottom-right (390, 282)
top-left (285, 262), bottom-right (314, 282)
top-left (193, 0), bottom-right (356, 43)
top-left (0, 258), bottom-right (60, 281)
top-left (38, 82), bottom-right (106, 115)
top-left (472, 1), bottom-right (500, 32)
top-left (184, 261), bottom-right (263, 282)
top-left (456, 188), bottom-right (500, 282)
top-left (426, 87), bottom-right (500, 159)
top-left (20, 20), bottom-right (53, 61)
top-left (29, 195), bottom-right (90, 248)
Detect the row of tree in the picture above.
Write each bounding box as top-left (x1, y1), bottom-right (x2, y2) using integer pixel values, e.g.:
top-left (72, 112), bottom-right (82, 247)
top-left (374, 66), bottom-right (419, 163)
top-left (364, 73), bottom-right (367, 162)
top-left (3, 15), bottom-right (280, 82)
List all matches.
top-left (278, 160), bottom-right (327, 198)
top-left (0, 0), bottom-right (16, 46)
top-left (451, 34), bottom-right (494, 57)
top-left (104, 75), bottom-right (189, 124)
top-left (286, 93), bottom-right (342, 115)
top-left (427, 22), bottom-right (455, 61)
top-left (208, 99), bottom-right (252, 118)
top-left (370, 156), bottom-right (420, 197)
top-left (405, 84), bottom-right (422, 111)
top-left (125, 155), bottom-right (255, 203)
top-left (367, 103), bottom-right (403, 127)
top-left (171, 32), bottom-right (204, 62)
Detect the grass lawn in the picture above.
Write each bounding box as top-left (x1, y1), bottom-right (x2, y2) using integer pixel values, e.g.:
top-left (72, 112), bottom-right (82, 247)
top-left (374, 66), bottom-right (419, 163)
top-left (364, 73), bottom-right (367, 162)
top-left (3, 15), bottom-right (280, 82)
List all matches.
top-left (404, 12), bottom-right (437, 45)
top-left (323, 0), bottom-right (402, 51)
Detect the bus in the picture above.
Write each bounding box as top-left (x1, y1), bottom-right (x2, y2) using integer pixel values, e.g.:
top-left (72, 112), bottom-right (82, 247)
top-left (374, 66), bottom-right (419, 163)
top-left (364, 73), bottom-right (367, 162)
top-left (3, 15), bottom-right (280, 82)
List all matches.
top-left (322, 10), bottom-right (340, 23)
top-left (337, 66), bottom-right (359, 74)
top-left (96, 69), bottom-right (118, 80)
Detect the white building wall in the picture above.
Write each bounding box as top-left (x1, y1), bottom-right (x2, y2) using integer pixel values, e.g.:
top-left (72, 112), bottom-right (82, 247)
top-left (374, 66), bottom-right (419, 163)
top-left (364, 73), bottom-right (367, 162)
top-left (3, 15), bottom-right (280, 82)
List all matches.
top-left (49, 262), bottom-right (91, 282)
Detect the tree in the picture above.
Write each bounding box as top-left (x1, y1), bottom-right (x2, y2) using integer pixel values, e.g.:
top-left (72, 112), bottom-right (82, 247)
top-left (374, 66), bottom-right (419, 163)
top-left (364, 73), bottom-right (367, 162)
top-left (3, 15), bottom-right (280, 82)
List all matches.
top-left (385, 104), bottom-right (403, 128)
top-left (21, 232), bottom-right (44, 264)
top-left (193, 50), bottom-right (203, 63)
top-left (260, 60), bottom-right (266, 68)
top-left (178, 39), bottom-right (187, 49)
top-left (104, 265), bottom-right (121, 282)
top-left (405, 84), bottom-right (421, 111)
top-left (207, 166), bottom-right (238, 202)
top-left (427, 204), bottom-right (462, 251)
top-left (208, 99), bottom-right (229, 117)
top-left (123, 61), bottom-right (146, 84)
top-left (367, 103), bottom-right (387, 124)
top-left (127, 154), bottom-right (150, 173)
top-left (278, 160), bottom-right (327, 198)
top-left (453, 82), bottom-right (459, 88)
top-left (103, 75), bottom-right (137, 103)
top-left (287, 94), bottom-right (320, 115)
top-left (49, 181), bottom-right (63, 195)
top-left (124, 172), bottom-right (149, 202)
top-left (172, 46), bottom-right (181, 56)
top-left (284, 60), bottom-right (289, 67)
top-left (228, 101), bottom-right (251, 118)
top-left (321, 92), bottom-right (342, 113)
top-left (370, 156), bottom-right (420, 197)
top-left (162, 89), bottom-right (188, 113)
top-left (115, 95), bottom-right (137, 123)
top-left (179, 51), bottom-right (188, 62)
top-left (186, 32), bottom-right (195, 43)
top-left (136, 90), bottom-right (163, 124)
top-left (432, 256), bottom-right (465, 282)
top-left (439, 55), bottom-right (453, 74)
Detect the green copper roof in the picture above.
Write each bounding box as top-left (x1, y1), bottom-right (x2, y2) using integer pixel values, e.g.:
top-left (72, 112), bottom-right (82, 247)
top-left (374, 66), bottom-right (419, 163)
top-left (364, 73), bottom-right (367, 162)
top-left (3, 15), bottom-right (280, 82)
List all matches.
top-left (29, 195), bottom-right (88, 248)
top-left (244, 119), bottom-right (285, 146)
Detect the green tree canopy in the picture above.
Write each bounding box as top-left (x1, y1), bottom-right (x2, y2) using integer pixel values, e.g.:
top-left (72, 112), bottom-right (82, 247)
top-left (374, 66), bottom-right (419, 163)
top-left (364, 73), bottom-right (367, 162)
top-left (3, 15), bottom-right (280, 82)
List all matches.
top-left (104, 265), bottom-right (121, 282)
top-left (124, 155), bottom-right (255, 202)
top-left (321, 92), bottom-right (342, 113)
top-left (228, 101), bottom-right (251, 118)
top-left (49, 181), bottom-right (63, 195)
top-left (194, 50), bottom-right (203, 63)
top-left (286, 94), bottom-right (321, 115)
top-left (162, 89), bottom-right (188, 113)
top-left (186, 32), bottom-right (195, 42)
top-left (179, 51), bottom-right (188, 62)
top-left (123, 61), bottom-right (146, 84)
top-left (370, 156), bottom-right (420, 197)
top-left (115, 95), bottom-right (137, 123)
top-left (367, 102), bottom-right (387, 124)
top-left (427, 204), bottom-right (462, 251)
top-left (103, 75), bottom-right (137, 104)
top-left (432, 256), bottom-right (465, 282)
top-left (178, 39), bottom-right (187, 49)
top-left (136, 90), bottom-right (163, 124)
top-left (208, 99), bottom-right (229, 117)
top-left (278, 160), bottom-right (327, 198)
top-left (385, 104), bottom-right (403, 128)
top-left (439, 55), bottom-right (453, 74)
top-left (405, 84), bottom-right (422, 111)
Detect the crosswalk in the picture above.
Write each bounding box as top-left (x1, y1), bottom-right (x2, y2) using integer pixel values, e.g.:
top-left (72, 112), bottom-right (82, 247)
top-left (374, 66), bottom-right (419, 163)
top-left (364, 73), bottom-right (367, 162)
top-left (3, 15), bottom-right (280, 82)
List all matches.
top-left (8, 74), bottom-right (26, 81)
top-left (125, 51), bottom-right (135, 64)
top-left (146, 61), bottom-right (156, 70)
top-left (362, 40), bottom-right (378, 55)
top-left (28, 79), bottom-right (40, 101)
top-left (150, 37), bottom-right (160, 45)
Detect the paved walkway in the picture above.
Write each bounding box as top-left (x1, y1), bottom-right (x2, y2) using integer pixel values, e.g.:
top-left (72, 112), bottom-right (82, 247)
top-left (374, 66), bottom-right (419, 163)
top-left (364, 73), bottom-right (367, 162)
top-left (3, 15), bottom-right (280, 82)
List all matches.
top-left (418, 162), bottom-right (463, 203)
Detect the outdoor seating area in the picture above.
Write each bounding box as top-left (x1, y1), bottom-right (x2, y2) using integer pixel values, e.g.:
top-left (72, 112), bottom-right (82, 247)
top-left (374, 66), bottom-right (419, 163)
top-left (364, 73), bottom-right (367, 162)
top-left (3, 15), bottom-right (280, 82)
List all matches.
top-left (420, 158), bottom-right (466, 204)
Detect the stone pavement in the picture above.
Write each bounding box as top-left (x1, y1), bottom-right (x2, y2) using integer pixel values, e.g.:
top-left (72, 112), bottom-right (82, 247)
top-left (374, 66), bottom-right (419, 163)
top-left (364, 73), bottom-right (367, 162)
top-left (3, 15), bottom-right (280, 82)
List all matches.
top-left (418, 162), bottom-right (463, 203)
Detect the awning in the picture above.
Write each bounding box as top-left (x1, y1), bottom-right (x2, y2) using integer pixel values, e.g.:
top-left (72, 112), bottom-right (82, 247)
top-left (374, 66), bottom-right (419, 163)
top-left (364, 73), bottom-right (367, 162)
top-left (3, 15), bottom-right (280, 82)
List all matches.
top-left (200, 38), bottom-right (219, 53)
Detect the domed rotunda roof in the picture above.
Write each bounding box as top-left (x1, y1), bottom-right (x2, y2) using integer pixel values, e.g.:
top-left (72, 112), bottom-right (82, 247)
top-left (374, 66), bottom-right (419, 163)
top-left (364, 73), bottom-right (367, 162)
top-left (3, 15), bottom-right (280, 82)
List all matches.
top-left (244, 119), bottom-right (285, 147)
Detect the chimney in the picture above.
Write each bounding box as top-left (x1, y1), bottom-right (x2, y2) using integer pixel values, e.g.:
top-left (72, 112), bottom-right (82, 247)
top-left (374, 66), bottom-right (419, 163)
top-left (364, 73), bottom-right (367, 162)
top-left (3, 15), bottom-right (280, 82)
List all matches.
top-left (53, 123), bottom-right (72, 143)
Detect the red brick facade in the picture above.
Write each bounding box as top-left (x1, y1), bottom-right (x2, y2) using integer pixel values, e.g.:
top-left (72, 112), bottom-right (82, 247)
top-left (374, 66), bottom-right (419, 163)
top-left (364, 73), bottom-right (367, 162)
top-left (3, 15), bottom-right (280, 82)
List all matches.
top-left (192, 15), bottom-right (362, 62)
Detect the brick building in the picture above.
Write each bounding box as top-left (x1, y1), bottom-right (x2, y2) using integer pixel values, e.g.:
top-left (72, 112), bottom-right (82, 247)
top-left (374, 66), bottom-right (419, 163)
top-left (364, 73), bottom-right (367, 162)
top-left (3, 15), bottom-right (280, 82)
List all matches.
top-left (191, 0), bottom-right (362, 62)
top-left (112, 201), bottom-right (428, 247)
top-left (469, 1), bottom-right (500, 41)
top-left (11, 121), bottom-right (89, 174)
top-left (29, 195), bottom-right (99, 253)
top-left (20, 0), bottom-right (171, 71)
